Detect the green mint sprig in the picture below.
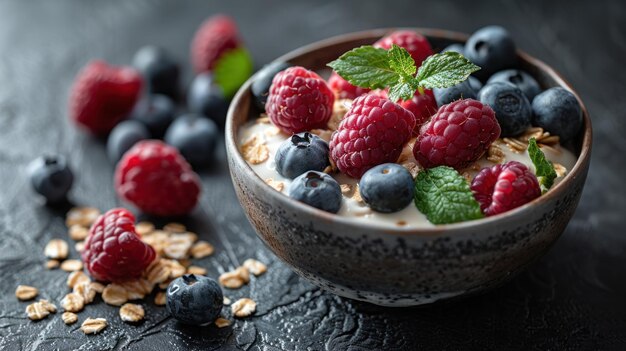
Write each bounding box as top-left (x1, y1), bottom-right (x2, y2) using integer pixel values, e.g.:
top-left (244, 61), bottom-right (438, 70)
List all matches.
top-left (528, 138), bottom-right (557, 193)
top-left (414, 166), bottom-right (484, 225)
top-left (328, 44), bottom-right (480, 101)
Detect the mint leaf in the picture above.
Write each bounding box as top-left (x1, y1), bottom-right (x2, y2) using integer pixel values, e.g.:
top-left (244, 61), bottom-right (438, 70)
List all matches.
top-left (388, 80), bottom-right (418, 102)
top-left (327, 46), bottom-right (399, 89)
top-left (414, 166), bottom-right (484, 225)
top-left (214, 47), bottom-right (254, 98)
top-left (415, 52), bottom-right (480, 89)
top-left (387, 44), bottom-right (416, 77)
top-left (528, 138), bottom-right (557, 193)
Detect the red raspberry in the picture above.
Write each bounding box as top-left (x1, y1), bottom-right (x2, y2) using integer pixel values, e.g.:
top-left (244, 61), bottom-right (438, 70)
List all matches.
top-left (374, 30), bottom-right (433, 67)
top-left (115, 140), bottom-right (201, 216)
top-left (191, 15), bottom-right (241, 73)
top-left (327, 71), bottom-right (370, 100)
top-left (413, 99), bottom-right (500, 170)
top-left (266, 66), bottom-right (334, 134)
top-left (82, 208), bottom-right (156, 282)
top-left (471, 161), bottom-right (541, 216)
top-left (377, 89), bottom-right (437, 134)
top-left (68, 60), bottom-right (142, 135)
top-left (329, 94), bottom-right (416, 178)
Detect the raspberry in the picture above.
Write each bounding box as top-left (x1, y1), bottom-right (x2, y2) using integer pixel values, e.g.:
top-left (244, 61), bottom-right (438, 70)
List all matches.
top-left (413, 99), bottom-right (500, 170)
top-left (82, 208), bottom-right (156, 282)
top-left (115, 140), bottom-right (201, 216)
top-left (329, 94), bottom-right (416, 178)
top-left (377, 89), bottom-right (437, 134)
top-left (327, 72), bottom-right (370, 100)
top-left (68, 60), bottom-right (142, 135)
top-left (471, 161), bottom-right (541, 216)
top-left (266, 66), bottom-right (334, 134)
top-left (374, 30), bottom-right (433, 67)
top-left (191, 15), bottom-right (241, 73)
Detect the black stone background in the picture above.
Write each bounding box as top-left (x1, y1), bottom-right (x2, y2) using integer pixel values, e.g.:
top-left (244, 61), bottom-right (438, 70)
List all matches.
top-left (0, 0), bottom-right (624, 350)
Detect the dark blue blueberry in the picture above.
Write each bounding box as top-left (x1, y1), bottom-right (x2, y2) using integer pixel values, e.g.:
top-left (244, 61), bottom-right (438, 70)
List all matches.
top-left (275, 132), bottom-right (329, 179)
top-left (532, 87), bottom-right (582, 142)
top-left (359, 163), bottom-right (414, 213)
top-left (164, 114), bottom-right (218, 168)
top-left (465, 26), bottom-right (517, 81)
top-left (487, 69), bottom-right (542, 101)
top-left (132, 46), bottom-right (180, 99)
top-left (251, 61), bottom-right (291, 110)
top-left (166, 274), bottom-right (223, 326)
top-left (289, 171), bottom-right (342, 213)
top-left (107, 120), bottom-right (150, 163)
top-left (468, 76), bottom-right (483, 93)
top-left (433, 80), bottom-right (476, 106)
top-left (187, 73), bottom-right (229, 126)
top-left (28, 155), bottom-right (74, 203)
top-left (129, 94), bottom-right (176, 138)
top-left (441, 43), bottom-right (465, 55)
top-left (478, 82), bottom-right (532, 136)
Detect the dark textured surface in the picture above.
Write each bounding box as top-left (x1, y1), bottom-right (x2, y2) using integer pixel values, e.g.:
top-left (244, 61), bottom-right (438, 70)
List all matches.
top-left (0, 0), bottom-right (624, 350)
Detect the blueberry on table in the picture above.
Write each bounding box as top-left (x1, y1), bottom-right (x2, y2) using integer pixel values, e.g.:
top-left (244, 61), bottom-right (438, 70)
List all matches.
top-left (276, 132), bottom-right (329, 179)
top-left (28, 155), bottom-right (74, 203)
top-left (129, 94), bottom-right (176, 138)
top-left (532, 87), bottom-right (582, 142)
top-left (359, 163), bottom-right (414, 213)
top-left (166, 274), bottom-right (223, 326)
top-left (187, 73), bottom-right (229, 126)
top-left (441, 43), bottom-right (465, 55)
top-left (107, 120), bottom-right (151, 163)
top-left (487, 69), bottom-right (542, 101)
top-left (164, 114), bottom-right (218, 168)
top-left (250, 61), bottom-right (291, 110)
top-left (478, 82), bottom-right (532, 136)
top-left (465, 25), bottom-right (517, 81)
top-left (433, 80), bottom-right (476, 107)
top-left (132, 46), bottom-right (180, 99)
top-left (289, 171), bottom-right (342, 213)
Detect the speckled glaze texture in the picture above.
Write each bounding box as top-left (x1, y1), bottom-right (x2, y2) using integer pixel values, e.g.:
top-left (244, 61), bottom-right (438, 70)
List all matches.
top-left (226, 29), bottom-right (592, 307)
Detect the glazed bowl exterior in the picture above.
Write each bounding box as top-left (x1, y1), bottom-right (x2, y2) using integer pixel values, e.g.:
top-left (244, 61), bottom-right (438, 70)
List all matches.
top-left (225, 29), bottom-right (592, 306)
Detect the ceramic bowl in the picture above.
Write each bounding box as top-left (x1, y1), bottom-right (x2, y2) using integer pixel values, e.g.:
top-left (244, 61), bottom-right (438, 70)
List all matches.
top-left (225, 28), bottom-right (592, 307)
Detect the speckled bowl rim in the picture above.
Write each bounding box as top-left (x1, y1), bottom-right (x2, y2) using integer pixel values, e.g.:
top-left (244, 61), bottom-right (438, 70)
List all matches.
top-left (226, 28), bottom-right (592, 234)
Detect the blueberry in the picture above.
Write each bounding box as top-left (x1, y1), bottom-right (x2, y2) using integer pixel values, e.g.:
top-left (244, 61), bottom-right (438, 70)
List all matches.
top-left (433, 80), bottom-right (476, 106)
top-left (275, 132), bottom-right (329, 179)
top-left (441, 43), bottom-right (465, 55)
top-left (359, 163), bottom-right (414, 213)
top-left (532, 87), bottom-right (582, 142)
top-left (28, 155), bottom-right (74, 203)
top-left (487, 69), bottom-right (541, 101)
top-left (251, 61), bottom-right (291, 110)
top-left (289, 171), bottom-right (342, 213)
top-left (478, 82), bottom-right (532, 136)
top-left (107, 120), bottom-right (150, 163)
top-left (164, 114), bottom-right (218, 168)
top-left (166, 274), bottom-right (223, 326)
top-left (468, 76), bottom-right (483, 93)
top-left (465, 26), bottom-right (517, 81)
top-left (129, 94), bottom-right (176, 138)
top-left (132, 46), bottom-right (180, 99)
top-left (187, 73), bottom-right (229, 126)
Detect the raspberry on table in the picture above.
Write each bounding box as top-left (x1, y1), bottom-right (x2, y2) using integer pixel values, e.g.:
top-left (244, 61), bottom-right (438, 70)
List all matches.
top-left (68, 60), bottom-right (143, 135)
top-left (329, 93), bottom-right (416, 178)
top-left (114, 140), bottom-right (201, 216)
top-left (413, 99), bottom-right (500, 170)
top-left (81, 208), bottom-right (156, 282)
top-left (471, 161), bottom-right (541, 216)
top-left (266, 66), bottom-right (334, 134)
top-left (191, 15), bottom-right (241, 73)
top-left (327, 71), bottom-right (370, 100)
top-left (374, 30), bottom-right (433, 67)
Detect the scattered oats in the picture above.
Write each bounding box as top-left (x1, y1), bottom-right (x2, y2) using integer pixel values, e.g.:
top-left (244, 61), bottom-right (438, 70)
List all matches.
top-left (90, 282), bottom-right (105, 294)
top-left (102, 284), bottom-right (128, 306)
top-left (44, 239), bottom-right (69, 260)
top-left (487, 143), bottom-right (505, 163)
top-left (74, 241), bottom-right (85, 253)
top-left (241, 135), bottom-right (269, 164)
top-left (26, 300), bottom-right (55, 320)
top-left (120, 279), bottom-right (153, 300)
top-left (60, 259), bottom-right (83, 272)
top-left (397, 221), bottom-right (407, 226)
top-left (461, 171), bottom-right (472, 183)
top-left (340, 184), bottom-right (353, 195)
top-left (397, 139), bottom-right (416, 163)
top-left (256, 115), bottom-right (270, 124)
top-left (46, 260), bottom-right (60, 270)
top-left (158, 280), bottom-right (172, 290)
top-left (352, 184), bottom-right (364, 204)
top-left (215, 317), bottom-right (231, 328)
top-left (73, 282), bottom-right (96, 304)
top-left (401, 161), bottom-right (420, 178)
top-left (554, 163), bottom-right (567, 178)
top-left (328, 99), bottom-right (351, 130)
top-left (163, 222), bottom-right (186, 233)
top-left (144, 259), bottom-right (172, 284)
top-left (231, 298), bottom-right (256, 318)
top-left (519, 127), bottom-right (544, 142)
top-left (119, 303), bottom-right (145, 323)
top-left (323, 165), bottom-right (334, 174)
top-left (540, 135), bottom-right (560, 146)
top-left (190, 241), bottom-right (214, 259)
top-left (62, 312), bottom-right (78, 325)
top-left (219, 267), bottom-right (250, 289)
top-left (141, 230), bottom-right (169, 255)
top-left (243, 259), bottom-right (267, 276)
top-left (178, 258), bottom-right (192, 268)
top-left (154, 292), bottom-right (166, 306)
top-left (15, 285), bottom-right (38, 301)
top-left (539, 143), bottom-right (560, 155)
top-left (328, 158), bottom-right (338, 173)
top-left (503, 137), bottom-right (527, 152)
top-left (264, 126), bottom-right (281, 137)
top-left (81, 317), bottom-right (108, 334)
top-left (166, 259), bottom-right (187, 279)
top-left (187, 265), bottom-right (207, 276)
top-left (67, 271), bottom-right (90, 289)
top-left (40, 299), bottom-right (57, 313)
top-left (223, 297), bottom-right (231, 305)
top-left (135, 221), bottom-right (155, 236)
top-left (265, 178), bottom-right (285, 192)
top-left (66, 207), bottom-right (100, 228)
top-left (309, 129), bottom-right (332, 142)
top-left (68, 225), bottom-right (89, 241)
top-left (61, 292), bottom-right (85, 313)
top-left (163, 235), bottom-right (193, 260)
